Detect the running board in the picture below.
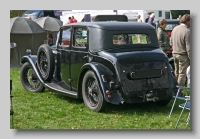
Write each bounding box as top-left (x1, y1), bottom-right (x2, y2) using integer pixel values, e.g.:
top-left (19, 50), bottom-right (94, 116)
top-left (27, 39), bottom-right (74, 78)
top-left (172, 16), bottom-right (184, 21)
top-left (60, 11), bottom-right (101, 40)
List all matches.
top-left (45, 82), bottom-right (78, 98)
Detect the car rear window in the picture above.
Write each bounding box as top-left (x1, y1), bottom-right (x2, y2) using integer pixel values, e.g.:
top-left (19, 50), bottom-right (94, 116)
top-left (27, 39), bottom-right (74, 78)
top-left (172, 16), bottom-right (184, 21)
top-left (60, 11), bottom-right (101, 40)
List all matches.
top-left (113, 34), bottom-right (151, 45)
top-left (165, 24), bottom-right (178, 31)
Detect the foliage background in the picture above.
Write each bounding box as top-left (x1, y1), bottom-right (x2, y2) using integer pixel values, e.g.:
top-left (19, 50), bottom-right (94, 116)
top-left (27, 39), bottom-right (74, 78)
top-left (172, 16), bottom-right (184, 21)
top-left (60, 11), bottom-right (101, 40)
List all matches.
top-left (170, 10), bottom-right (190, 19)
top-left (10, 10), bottom-right (190, 19)
top-left (10, 10), bottom-right (26, 18)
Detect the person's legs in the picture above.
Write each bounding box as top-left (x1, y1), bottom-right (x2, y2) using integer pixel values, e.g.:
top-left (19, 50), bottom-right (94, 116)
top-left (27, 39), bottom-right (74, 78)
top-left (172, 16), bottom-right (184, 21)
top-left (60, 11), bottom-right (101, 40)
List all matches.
top-left (137, 35), bottom-right (141, 43)
top-left (177, 55), bottom-right (190, 86)
top-left (173, 54), bottom-right (179, 79)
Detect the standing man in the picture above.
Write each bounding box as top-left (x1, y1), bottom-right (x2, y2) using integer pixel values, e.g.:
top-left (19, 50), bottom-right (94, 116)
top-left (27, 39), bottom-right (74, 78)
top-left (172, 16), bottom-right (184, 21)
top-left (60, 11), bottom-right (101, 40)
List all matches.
top-left (72, 16), bottom-right (77, 23)
top-left (171, 14), bottom-right (190, 86)
top-left (145, 12), bottom-right (152, 23)
top-left (148, 13), bottom-right (155, 27)
top-left (136, 15), bottom-right (142, 43)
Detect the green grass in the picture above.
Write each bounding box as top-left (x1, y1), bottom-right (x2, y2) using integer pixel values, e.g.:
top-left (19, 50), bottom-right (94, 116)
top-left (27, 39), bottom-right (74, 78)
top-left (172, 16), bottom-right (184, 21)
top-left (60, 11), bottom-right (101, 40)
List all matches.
top-left (10, 68), bottom-right (190, 129)
top-left (132, 35), bottom-right (147, 43)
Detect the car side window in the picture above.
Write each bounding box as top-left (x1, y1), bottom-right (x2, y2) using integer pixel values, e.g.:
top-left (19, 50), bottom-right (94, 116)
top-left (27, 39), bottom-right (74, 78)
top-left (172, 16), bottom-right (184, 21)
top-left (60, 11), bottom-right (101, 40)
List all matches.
top-left (61, 28), bottom-right (71, 47)
top-left (73, 27), bottom-right (87, 48)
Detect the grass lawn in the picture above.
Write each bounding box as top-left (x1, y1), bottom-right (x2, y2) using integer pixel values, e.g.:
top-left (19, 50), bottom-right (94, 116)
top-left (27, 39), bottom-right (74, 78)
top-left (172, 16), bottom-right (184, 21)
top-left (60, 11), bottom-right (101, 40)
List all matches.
top-left (10, 68), bottom-right (190, 129)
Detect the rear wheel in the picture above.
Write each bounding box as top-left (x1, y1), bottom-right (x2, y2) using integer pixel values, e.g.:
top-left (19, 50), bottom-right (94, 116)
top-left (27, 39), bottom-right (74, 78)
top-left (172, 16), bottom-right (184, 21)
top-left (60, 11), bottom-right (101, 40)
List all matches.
top-left (82, 70), bottom-right (107, 112)
top-left (20, 62), bottom-right (45, 92)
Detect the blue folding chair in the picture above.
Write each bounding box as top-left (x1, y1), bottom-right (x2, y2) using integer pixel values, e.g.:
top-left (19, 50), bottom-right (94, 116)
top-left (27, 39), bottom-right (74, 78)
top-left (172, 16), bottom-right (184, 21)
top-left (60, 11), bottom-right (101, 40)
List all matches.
top-left (175, 97), bottom-right (190, 128)
top-left (169, 86), bottom-right (190, 118)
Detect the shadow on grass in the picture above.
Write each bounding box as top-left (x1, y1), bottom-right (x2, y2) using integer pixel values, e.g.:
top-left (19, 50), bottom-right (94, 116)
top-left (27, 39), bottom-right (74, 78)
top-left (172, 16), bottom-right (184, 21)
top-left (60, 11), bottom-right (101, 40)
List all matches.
top-left (104, 100), bottom-right (183, 115)
top-left (104, 102), bottom-right (157, 113)
top-left (43, 88), bottom-right (184, 115)
top-left (53, 93), bottom-right (84, 104)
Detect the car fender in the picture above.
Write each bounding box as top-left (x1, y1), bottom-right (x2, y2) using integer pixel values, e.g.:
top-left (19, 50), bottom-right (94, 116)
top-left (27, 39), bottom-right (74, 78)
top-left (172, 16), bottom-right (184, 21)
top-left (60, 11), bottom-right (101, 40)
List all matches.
top-left (21, 55), bottom-right (45, 84)
top-left (79, 62), bottom-right (123, 105)
top-left (169, 57), bottom-right (174, 63)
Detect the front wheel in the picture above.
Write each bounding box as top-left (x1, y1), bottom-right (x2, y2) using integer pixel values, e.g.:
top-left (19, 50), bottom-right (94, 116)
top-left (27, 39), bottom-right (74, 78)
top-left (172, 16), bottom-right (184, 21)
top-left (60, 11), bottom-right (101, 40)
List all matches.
top-left (20, 62), bottom-right (45, 92)
top-left (82, 70), bottom-right (107, 112)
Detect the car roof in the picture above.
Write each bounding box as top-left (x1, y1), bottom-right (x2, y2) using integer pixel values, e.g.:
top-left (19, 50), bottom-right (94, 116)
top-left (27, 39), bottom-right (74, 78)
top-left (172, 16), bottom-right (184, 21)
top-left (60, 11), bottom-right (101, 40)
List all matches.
top-left (154, 19), bottom-right (180, 24)
top-left (62, 22), bottom-right (155, 31)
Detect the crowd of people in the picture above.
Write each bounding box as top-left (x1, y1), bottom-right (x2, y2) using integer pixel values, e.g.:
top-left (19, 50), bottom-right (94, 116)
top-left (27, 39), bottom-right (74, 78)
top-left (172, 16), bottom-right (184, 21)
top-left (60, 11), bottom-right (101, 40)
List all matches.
top-left (136, 12), bottom-right (190, 87)
top-left (137, 12), bottom-right (190, 87)
top-left (66, 16), bottom-right (77, 24)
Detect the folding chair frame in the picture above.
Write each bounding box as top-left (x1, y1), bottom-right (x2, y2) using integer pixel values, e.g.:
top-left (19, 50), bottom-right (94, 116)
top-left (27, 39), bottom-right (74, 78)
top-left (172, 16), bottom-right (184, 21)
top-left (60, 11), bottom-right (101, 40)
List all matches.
top-left (169, 86), bottom-right (190, 118)
top-left (10, 80), bottom-right (14, 129)
top-left (175, 98), bottom-right (190, 129)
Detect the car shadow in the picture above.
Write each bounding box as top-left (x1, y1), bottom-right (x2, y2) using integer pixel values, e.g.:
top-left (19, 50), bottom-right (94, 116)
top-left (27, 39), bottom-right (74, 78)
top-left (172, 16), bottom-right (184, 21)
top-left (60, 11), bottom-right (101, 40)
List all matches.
top-left (46, 89), bottom-right (179, 115)
top-left (104, 101), bottom-right (175, 115)
top-left (53, 93), bottom-right (83, 104)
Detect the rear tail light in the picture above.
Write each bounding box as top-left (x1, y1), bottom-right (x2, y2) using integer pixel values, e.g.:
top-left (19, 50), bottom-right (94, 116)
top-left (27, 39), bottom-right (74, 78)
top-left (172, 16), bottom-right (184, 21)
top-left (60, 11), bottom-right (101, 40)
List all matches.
top-left (106, 90), bottom-right (111, 98)
top-left (161, 69), bottom-right (166, 76)
top-left (107, 95), bottom-right (111, 98)
top-left (171, 71), bottom-right (175, 78)
top-left (106, 90), bottom-right (111, 95)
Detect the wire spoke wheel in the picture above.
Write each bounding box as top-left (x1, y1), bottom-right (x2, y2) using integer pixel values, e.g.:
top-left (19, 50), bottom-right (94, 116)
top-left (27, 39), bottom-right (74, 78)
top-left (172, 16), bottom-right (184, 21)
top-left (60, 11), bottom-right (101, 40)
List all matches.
top-left (85, 77), bottom-right (100, 107)
top-left (37, 44), bottom-right (55, 81)
top-left (38, 50), bottom-right (48, 77)
top-left (20, 62), bottom-right (45, 92)
top-left (82, 70), bottom-right (107, 112)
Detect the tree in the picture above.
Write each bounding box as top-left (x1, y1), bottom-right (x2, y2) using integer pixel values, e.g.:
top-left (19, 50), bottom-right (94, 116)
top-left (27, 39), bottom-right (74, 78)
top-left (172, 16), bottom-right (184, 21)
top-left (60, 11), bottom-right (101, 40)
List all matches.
top-left (10, 10), bottom-right (27, 18)
top-left (170, 10), bottom-right (190, 19)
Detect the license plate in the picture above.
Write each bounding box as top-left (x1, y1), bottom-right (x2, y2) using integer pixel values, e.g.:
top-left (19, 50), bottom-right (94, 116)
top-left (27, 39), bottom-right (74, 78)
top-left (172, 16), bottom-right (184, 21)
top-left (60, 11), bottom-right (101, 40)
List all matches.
top-left (134, 69), bottom-right (162, 79)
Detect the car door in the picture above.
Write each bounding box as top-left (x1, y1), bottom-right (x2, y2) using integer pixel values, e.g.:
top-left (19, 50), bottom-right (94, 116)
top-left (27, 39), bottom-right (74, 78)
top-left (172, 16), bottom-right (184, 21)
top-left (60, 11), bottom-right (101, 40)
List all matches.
top-left (70, 26), bottom-right (89, 92)
top-left (57, 27), bottom-right (72, 91)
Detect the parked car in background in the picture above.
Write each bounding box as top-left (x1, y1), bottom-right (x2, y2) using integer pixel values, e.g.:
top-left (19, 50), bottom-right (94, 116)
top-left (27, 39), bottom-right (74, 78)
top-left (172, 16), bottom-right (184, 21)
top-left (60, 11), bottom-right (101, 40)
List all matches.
top-left (20, 15), bottom-right (177, 112)
top-left (154, 19), bottom-right (180, 59)
top-left (21, 10), bottom-right (62, 20)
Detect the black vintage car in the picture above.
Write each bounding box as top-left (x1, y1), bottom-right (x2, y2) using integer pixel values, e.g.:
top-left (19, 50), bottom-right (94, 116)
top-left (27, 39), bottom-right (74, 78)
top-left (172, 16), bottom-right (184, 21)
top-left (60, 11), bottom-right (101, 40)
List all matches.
top-left (20, 21), bottom-right (177, 112)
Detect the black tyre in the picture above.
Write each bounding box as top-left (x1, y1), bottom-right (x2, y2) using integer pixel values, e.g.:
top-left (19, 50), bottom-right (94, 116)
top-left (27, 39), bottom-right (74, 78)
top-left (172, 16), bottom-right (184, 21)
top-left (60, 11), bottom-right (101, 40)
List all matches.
top-left (37, 44), bottom-right (55, 81)
top-left (20, 62), bottom-right (45, 92)
top-left (82, 70), bottom-right (107, 112)
top-left (155, 99), bottom-right (171, 106)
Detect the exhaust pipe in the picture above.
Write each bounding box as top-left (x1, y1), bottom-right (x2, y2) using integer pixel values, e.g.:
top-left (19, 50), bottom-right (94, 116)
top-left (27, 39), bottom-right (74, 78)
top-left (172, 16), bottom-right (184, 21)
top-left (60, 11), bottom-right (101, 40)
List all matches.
top-left (146, 91), bottom-right (159, 102)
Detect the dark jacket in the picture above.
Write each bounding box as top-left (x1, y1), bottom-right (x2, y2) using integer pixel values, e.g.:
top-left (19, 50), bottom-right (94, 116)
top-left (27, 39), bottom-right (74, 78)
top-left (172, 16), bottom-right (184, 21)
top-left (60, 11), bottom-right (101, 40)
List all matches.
top-left (48, 40), bottom-right (55, 46)
top-left (157, 27), bottom-right (170, 52)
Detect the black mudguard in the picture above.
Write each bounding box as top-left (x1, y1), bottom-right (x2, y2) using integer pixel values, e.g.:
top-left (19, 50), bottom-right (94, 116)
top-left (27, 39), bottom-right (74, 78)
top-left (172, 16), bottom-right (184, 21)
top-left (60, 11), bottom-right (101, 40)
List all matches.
top-left (21, 55), bottom-right (45, 84)
top-left (80, 62), bottom-right (123, 105)
top-left (169, 57), bottom-right (174, 63)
